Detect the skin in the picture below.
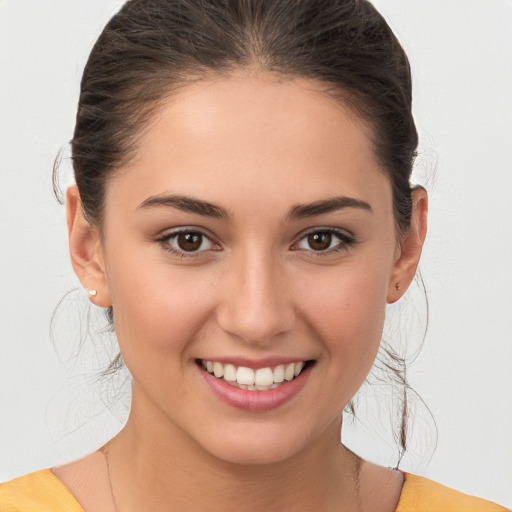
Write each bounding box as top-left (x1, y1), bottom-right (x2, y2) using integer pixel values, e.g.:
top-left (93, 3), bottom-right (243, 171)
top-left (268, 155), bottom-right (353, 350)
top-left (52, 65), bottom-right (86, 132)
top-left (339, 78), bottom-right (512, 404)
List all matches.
top-left (58, 70), bottom-right (427, 511)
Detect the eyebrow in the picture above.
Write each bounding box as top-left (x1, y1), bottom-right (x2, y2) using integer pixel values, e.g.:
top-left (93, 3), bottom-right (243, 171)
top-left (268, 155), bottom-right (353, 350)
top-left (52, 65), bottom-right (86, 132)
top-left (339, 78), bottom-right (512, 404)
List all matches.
top-left (138, 194), bottom-right (372, 220)
top-left (138, 194), bottom-right (230, 219)
top-left (286, 196), bottom-right (373, 221)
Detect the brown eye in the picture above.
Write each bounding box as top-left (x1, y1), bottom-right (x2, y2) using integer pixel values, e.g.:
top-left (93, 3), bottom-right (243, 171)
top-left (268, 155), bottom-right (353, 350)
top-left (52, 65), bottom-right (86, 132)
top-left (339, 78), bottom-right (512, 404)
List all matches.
top-left (176, 232), bottom-right (204, 251)
top-left (160, 230), bottom-right (217, 255)
top-left (295, 228), bottom-right (354, 254)
top-left (307, 232), bottom-right (332, 251)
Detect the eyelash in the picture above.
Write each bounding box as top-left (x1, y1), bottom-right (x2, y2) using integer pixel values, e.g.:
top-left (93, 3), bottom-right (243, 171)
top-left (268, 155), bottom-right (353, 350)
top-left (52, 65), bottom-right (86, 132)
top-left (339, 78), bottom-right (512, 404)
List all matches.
top-left (156, 227), bottom-right (356, 258)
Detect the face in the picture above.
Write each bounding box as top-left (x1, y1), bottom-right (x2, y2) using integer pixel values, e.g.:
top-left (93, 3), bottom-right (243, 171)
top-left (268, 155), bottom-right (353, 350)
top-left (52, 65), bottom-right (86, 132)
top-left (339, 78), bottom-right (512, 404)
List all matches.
top-left (72, 71), bottom-right (421, 465)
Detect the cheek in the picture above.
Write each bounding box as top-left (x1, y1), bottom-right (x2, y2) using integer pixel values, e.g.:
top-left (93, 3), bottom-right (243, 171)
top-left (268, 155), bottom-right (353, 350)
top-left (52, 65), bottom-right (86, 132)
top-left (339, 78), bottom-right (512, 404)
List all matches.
top-left (106, 252), bottom-right (217, 371)
top-left (296, 256), bottom-right (390, 372)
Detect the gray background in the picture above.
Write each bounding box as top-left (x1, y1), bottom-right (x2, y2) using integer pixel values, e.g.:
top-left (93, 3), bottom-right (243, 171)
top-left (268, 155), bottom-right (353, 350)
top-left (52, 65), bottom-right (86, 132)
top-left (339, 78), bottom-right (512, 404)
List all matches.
top-left (1, 0), bottom-right (511, 507)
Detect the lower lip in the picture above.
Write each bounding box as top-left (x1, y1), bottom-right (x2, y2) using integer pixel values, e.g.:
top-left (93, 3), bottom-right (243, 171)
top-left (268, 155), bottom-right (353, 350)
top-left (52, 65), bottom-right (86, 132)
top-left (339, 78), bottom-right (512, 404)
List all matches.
top-left (198, 364), bottom-right (312, 412)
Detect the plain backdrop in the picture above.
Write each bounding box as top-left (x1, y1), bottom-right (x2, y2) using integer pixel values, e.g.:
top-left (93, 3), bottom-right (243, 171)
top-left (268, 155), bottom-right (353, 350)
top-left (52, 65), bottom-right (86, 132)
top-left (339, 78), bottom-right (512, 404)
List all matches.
top-left (0, 0), bottom-right (511, 507)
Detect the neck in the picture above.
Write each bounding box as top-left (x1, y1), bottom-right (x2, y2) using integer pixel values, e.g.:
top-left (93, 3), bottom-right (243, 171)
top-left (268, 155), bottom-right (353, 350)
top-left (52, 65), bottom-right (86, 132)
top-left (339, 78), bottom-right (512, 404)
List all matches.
top-left (106, 391), bottom-right (362, 511)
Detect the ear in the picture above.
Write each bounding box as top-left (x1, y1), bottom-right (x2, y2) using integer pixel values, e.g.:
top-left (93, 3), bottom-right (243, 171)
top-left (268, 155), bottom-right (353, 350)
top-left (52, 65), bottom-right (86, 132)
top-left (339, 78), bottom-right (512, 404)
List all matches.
top-left (66, 185), bottom-right (111, 307)
top-left (387, 186), bottom-right (428, 303)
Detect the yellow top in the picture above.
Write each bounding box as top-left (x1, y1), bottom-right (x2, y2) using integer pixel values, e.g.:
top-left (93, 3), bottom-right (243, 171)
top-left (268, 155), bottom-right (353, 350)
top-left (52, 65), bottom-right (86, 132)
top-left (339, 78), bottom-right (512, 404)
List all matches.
top-left (0, 469), bottom-right (508, 511)
top-left (396, 473), bottom-right (508, 512)
top-left (0, 469), bottom-right (84, 512)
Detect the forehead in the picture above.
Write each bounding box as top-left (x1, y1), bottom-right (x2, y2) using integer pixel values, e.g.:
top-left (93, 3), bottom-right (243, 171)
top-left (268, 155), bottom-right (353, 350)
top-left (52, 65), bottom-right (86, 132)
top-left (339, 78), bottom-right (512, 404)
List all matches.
top-left (109, 71), bottom-right (392, 217)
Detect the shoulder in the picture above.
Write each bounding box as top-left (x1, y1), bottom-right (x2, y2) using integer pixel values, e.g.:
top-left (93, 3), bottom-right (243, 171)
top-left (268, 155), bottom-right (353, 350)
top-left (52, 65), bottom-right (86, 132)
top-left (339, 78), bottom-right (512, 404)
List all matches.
top-left (396, 473), bottom-right (509, 512)
top-left (0, 469), bottom-right (84, 512)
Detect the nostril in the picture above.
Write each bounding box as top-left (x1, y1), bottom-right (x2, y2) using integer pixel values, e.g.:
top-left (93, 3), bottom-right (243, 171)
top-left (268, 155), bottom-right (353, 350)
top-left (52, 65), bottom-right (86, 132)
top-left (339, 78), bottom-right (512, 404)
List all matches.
top-left (215, 307), bottom-right (295, 345)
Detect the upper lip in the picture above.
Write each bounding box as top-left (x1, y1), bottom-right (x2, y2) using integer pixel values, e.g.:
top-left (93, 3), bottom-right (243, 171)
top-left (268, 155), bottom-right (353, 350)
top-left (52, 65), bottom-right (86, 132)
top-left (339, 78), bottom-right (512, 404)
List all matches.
top-left (197, 356), bottom-right (313, 370)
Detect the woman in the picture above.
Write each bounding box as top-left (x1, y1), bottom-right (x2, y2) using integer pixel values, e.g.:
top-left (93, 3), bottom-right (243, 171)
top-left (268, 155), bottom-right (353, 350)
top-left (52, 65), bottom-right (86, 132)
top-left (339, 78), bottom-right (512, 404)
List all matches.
top-left (0, 0), bottom-right (509, 510)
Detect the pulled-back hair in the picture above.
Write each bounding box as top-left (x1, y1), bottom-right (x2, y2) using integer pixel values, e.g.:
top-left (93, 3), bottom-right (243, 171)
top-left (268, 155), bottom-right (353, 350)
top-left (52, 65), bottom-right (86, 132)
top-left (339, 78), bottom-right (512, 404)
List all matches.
top-left (67, 0), bottom-right (422, 461)
top-left (72, 0), bottom-right (417, 233)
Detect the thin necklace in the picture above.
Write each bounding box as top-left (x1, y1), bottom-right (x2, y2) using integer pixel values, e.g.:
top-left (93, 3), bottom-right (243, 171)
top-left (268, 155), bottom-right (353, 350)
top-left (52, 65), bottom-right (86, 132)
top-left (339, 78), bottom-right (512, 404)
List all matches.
top-left (102, 445), bottom-right (364, 512)
top-left (103, 446), bottom-right (120, 512)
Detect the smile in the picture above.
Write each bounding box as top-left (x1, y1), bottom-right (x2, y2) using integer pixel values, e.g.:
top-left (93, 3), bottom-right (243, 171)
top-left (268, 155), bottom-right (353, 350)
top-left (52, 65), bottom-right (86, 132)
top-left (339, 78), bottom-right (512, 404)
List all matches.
top-left (200, 360), bottom-right (308, 391)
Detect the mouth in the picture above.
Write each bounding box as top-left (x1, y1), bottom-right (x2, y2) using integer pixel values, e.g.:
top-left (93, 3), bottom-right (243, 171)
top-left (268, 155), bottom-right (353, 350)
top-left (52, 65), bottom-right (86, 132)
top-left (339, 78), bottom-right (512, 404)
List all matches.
top-left (198, 359), bottom-right (313, 391)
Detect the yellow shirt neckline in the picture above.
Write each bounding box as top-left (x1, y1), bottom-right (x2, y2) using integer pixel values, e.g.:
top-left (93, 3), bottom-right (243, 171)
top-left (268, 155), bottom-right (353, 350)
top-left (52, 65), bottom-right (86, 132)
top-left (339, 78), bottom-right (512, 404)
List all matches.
top-left (1, 468), bottom-right (507, 511)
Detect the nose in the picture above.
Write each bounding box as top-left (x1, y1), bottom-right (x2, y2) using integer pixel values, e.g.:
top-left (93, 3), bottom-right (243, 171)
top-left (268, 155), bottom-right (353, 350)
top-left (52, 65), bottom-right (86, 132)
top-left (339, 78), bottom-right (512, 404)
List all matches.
top-left (215, 250), bottom-right (295, 345)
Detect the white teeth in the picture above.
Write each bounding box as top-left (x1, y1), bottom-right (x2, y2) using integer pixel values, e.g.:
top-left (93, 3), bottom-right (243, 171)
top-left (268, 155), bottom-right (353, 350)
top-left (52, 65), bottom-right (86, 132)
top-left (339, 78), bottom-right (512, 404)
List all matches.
top-left (236, 366), bottom-right (255, 386)
top-left (223, 363), bottom-right (237, 382)
top-left (273, 365), bottom-right (285, 383)
top-left (284, 363), bottom-right (295, 381)
top-left (254, 367), bottom-right (274, 386)
top-left (201, 359), bottom-right (309, 389)
top-left (213, 362), bottom-right (224, 378)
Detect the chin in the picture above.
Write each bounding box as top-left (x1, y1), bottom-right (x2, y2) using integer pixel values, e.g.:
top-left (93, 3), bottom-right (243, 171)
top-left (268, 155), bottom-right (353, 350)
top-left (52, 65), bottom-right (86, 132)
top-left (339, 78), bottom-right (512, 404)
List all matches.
top-left (195, 421), bottom-right (322, 467)
top-left (208, 441), bottom-right (303, 466)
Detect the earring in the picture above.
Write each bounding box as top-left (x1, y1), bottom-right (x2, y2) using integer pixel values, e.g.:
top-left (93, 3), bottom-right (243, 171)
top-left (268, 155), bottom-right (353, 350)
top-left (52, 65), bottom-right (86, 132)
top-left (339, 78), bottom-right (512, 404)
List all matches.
top-left (87, 288), bottom-right (97, 297)
top-left (395, 282), bottom-right (401, 292)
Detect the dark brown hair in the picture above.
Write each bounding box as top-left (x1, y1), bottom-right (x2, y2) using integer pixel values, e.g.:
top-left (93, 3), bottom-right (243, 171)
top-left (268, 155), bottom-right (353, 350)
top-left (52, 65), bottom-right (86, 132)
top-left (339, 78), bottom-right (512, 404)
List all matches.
top-left (72, 0), bottom-right (417, 232)
top-left (67, 0), bottom-right (423, 461)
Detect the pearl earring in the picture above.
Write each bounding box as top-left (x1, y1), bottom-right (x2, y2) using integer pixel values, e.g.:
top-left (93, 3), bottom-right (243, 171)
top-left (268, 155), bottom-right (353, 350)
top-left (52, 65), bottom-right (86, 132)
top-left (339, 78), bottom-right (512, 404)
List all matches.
top-left (87, 288), bottom-right (97, 297)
